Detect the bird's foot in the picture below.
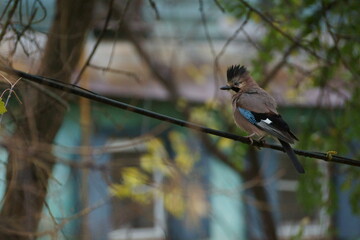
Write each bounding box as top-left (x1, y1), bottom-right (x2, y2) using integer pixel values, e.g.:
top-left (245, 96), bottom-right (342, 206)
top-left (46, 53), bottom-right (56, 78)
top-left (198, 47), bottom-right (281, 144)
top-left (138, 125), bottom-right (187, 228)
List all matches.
top-left (258, 136), bottom-right (266, 145)
top-left (244, 133), bottom-right (256, 145)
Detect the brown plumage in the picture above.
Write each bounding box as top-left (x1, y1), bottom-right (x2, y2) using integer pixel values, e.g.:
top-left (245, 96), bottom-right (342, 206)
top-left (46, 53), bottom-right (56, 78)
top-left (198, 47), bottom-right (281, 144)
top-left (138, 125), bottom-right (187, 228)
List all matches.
top-left (221, 65), bottom-right (305, 173)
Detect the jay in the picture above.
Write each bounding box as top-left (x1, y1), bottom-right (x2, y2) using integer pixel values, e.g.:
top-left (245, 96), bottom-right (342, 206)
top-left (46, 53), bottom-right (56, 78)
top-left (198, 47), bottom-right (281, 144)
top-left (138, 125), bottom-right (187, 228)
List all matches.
top-left (220, 65), bottom-right (305, 174)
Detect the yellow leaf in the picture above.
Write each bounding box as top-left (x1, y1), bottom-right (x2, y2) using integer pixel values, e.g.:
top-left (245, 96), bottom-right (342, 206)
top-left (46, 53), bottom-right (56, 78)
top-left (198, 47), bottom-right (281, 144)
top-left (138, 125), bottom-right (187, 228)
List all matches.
top-left (251, 13), bottom-right (262, 23)
top-left (140, 154), bottom-right (171, 176)
top-left (140, 139), bottom-right (171, 175)
top-left (109, 184), bottom-right (131, 198)
top-left (122, 167), bottom-right (148, 186)
top-left (140, 154), bottom-right (154, 172)
top-left (174, 154), bottom-right (194, 175)
top-left (164, 188), bottom-right (185, 217)
top-left (169, 131), bottom-right (198, 174)
top-left (147, 138), bottom-right (168, 158)
top-left (176, 98), bottom-right (188, 109)
top-left (189, 106), bottom-right (219, 128)
top-left (217, 138), bottom-right (234, 150)
top-left (109, 167), bottom-right (153, 204)
top-left (0, 98), bottom-right (7, 114)
top-left (204, 100), bottom-right (218, 110)
top-left (185, 65), bottom-right (205, 84)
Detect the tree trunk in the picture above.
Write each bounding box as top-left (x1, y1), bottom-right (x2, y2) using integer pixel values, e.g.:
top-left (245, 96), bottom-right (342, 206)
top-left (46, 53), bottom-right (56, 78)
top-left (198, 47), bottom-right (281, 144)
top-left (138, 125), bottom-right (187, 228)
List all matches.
top-left (0, 0), bottom-right (94, 239)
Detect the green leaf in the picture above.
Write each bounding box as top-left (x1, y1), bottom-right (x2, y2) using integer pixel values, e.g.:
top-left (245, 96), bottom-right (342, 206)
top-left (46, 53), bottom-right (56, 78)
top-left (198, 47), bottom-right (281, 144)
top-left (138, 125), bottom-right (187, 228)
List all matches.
top-left (349, 183), bottom-right (360, 214)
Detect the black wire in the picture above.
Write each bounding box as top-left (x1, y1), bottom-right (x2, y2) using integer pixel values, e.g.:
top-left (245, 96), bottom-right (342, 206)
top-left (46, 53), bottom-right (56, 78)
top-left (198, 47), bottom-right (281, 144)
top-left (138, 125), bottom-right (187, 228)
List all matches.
top-left (2, 66), bottom-right (360, 167)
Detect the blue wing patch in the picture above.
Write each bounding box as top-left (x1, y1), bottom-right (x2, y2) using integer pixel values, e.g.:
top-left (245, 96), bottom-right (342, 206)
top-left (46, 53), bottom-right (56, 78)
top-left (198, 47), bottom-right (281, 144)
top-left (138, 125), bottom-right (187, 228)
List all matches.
top-left (238, 107), bottom-right (257, 124)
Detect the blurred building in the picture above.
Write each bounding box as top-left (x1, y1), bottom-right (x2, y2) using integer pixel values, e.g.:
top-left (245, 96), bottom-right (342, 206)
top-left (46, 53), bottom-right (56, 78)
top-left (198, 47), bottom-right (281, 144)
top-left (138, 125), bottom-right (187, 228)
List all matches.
top-left (0, 1), bottom-right (358, 240)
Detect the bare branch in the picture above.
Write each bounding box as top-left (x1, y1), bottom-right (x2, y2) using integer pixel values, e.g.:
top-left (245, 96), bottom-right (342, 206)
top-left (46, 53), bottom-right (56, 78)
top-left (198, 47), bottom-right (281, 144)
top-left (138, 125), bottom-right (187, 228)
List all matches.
top-left (0, 0), bottom-right (20, 42)
top-left (237, 0), bottom-right (337, 64)
top-left (199, 0), bottom-right (216, 57)
top-left (75, 0), bottom-right (131, 84)
top-left (213, 0), bottom-right (225, 13)
top-left (213, 10), bottom-right (252, 86)
top-left (215, 10), bottom-right (252, 61)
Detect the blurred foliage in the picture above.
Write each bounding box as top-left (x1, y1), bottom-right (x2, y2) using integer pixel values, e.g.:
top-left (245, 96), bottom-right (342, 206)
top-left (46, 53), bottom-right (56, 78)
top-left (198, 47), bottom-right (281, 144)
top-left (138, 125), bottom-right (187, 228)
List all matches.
top-left (140, 138), bottom-right (171, 176)
top-left (110, 131), bottom-right (205, 221)
top-left (220, 0), bottom-right (360, 233)
top-left (110, 167), bottom-right (152, 204)
top-left (169, 131), bottom-right (199, 174)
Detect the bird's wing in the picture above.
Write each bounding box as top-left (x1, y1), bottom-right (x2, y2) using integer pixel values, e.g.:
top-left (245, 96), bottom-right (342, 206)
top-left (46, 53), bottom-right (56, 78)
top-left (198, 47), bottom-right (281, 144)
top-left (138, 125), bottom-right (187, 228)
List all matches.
top-left (236, 106), bottom-right (298, 143)
top-left (234, 88), bottom-right (297, 142)
top-left (252, 111), bottom-right (298, 143)
top-left (237, 88), bottom-right (278, 114)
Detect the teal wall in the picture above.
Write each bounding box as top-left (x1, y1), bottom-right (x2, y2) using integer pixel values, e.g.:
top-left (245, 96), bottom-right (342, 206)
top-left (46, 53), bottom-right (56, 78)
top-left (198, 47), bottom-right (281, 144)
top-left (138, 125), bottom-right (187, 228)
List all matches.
top-left (38, 105), bottom-right (82, 239)
top-left (210, 158), bottom-right (245, 240)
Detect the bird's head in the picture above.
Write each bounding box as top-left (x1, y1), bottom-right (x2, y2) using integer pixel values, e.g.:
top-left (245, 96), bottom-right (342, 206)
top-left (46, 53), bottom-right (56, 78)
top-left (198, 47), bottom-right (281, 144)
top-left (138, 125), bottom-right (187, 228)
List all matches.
top-left (220, 65), bottom-right (249, 93)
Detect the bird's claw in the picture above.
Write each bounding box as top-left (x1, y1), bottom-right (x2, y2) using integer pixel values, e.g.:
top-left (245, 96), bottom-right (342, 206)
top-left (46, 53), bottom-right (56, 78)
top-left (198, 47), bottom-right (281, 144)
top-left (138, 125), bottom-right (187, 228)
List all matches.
top-left (258, 136), bottom-right (266, 145)
top-left (244, 133), bottom-right (256, 145)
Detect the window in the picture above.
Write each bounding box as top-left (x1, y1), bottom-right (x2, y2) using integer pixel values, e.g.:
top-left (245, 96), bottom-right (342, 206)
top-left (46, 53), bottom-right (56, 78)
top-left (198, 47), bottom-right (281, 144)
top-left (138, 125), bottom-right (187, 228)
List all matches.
top-left (276, 155), bottom-right (329, 239)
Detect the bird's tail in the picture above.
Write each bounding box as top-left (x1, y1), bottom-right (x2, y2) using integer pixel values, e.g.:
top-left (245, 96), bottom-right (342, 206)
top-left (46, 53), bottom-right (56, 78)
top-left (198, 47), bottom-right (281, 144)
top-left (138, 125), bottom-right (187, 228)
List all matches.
top-left (279, 139), bottom-right (305, 174)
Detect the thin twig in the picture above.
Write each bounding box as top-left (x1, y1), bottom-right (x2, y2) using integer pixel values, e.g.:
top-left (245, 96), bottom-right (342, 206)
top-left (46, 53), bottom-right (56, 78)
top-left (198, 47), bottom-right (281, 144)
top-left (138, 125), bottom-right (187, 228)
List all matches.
top-left (199, 0), bottom-right (224, 97)
top-left (74, 0), bottom-right (116, 84)
top-left (259, 43), bottom-right (298, 88)
top-left (0, 0), bottom-right (20, 42)
top-left (148, 0), bottom-right (160, 20)
top-left (106, 0), bottom-right (132, 71)
top-left (9, 6), bottom-right (38, 58)
top-left (0, 0), bottom-right (12, 21)
top-left (215, 10), bottom-right (252, 61)
top-left (88, 64), bottom-right (140, 83)
top-left (0, 197), bottom-right (110, 238)
top-left (0, 73), bottom-right (22, 124)
top-left (258, 1), bottom-right (340, 88)
top-left (212, 10), bottom-right (252, 89)
top-left (199, 0), bottom-right (216, 57)
top-left (237, 0), bottom-right (335, 64)
top-left (213, 0), bottom-right (225, 12)
top-left (2, 66), bottom-right (359, 168)
top-left (121, 21), bottom-right (178, 97)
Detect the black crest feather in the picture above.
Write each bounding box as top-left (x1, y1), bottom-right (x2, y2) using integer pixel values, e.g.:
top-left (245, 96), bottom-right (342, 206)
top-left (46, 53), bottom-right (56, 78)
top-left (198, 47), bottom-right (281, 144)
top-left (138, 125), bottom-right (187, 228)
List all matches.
top-left (227, 65), bottom-right (247, 81)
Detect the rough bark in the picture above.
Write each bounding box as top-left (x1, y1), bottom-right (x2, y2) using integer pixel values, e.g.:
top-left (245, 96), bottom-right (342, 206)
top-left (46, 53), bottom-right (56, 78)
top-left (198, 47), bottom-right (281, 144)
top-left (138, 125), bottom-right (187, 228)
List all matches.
top-left (0, 0), bottom-right (94, 239)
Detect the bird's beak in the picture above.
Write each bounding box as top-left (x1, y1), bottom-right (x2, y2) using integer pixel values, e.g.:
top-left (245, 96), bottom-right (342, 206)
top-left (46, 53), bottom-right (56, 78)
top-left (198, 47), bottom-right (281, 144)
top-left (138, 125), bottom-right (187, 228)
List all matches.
top-left (220, 85), bottom-right (231, 90)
